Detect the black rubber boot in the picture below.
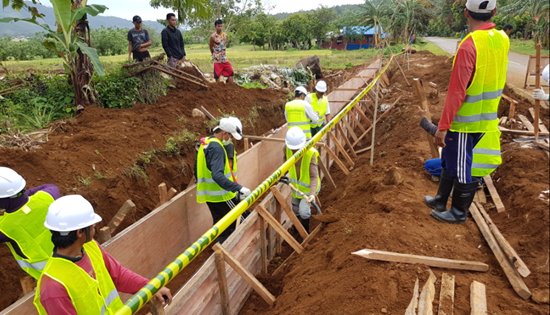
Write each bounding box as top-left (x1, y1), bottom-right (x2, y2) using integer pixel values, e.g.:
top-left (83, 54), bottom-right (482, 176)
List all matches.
top-left (299, 218), bottom-right (310, 233)
top-left (424, 170), bottom-right (454, 212)
top-left (431, 180), bottom-right (478, 224)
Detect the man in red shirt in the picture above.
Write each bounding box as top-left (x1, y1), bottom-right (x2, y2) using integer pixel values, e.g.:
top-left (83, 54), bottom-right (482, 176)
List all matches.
top-left (34, 195), bottom-right (172, 314)
top-left (425, 0), bottom-right (509, 223)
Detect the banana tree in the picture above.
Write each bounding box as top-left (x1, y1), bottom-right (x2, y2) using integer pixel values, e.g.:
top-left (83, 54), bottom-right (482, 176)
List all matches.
top-left (1, 0), bottom-right (107, 107)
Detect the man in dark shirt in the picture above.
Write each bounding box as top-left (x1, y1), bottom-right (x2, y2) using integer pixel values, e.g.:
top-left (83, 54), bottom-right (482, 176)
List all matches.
top-left (161, 13), bottom-right (186, 68)
top-left (127, 15), bottom-right (152, 62)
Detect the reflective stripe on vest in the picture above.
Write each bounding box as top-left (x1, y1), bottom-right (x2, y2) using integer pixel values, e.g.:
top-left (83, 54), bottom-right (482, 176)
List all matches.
top-left (34, 241), bottom-right (124, 315)
top-left (286, 148), bottom-right (321, 199)
top-left (309, 93), bottom-right (329, 127)
top-left (0, 191), bottom-right (55, 279)
top-left (471, 131), bottom-right (502, 177)
top-left (450, 29), bottom-right (509, 133)
top-left (196, 137), bottom-right (238, 203)
top-left (285, 99), bottom-right (312, 139)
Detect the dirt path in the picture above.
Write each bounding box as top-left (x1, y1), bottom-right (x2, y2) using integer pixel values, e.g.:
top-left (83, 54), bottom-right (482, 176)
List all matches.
top-left (240, 52), bottom-right (550, 314)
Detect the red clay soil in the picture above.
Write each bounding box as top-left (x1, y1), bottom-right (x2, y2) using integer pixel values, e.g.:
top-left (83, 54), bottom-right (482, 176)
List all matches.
top-left (0, 82), bottom-right (287, 310)
top-left (240, 52), bottom-right (550, 314)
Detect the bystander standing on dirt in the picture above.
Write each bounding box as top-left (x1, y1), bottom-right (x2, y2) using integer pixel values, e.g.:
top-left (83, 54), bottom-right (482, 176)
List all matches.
top-left (195, 117), bottom-right (252, 243)
top-left (162, 13), bottom-right (186, 68)
top-left (127, 15), bottom-right (152, 62)
top-left (305, 80), bottom-right (331, 136)
top-left (0, 167), bottom-right (60, 280)
top-left (425, 0), bottom-right (509, 224)
top-left (209, 18), bottom-right (234, 83)
top-left (285, 86), bottom-right (319, 140)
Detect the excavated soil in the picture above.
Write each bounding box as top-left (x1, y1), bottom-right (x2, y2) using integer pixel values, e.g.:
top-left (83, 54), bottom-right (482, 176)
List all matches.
top-left (0, 81), bottom-right (287, 309)
top-left (241, 52), bottom-right (550, 314)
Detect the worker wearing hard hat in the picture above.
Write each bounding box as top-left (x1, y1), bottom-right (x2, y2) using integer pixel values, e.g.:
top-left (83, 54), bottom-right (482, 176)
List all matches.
top-left (285, 127), bottom-right (321, 232)
top-left (285, 86), bottom-right (319, 140)
top-left (34, 195), bottom-right (172, 314)
top-left (0, 167), bottom-right (60, 279)
top-left (306, 80), bottom-right (331, 136)
top-left (533, 64), bottom-right (550, 101)
top-left (196, 116), bottom-right (252, 243)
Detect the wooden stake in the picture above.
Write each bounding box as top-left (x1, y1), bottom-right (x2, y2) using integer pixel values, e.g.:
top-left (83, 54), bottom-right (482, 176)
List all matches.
top-left (259, 215), bottom-right (268, 276)
top-left (476, 202), bottom-right (531, 277)
top-left (19, 276), bottom-right (35, 295)
top-left (329, 132), bottom-right (355, 168)
top-left (518, 114), bottom-right (535, 132)
top-left (499, 127), bottom-right (550, 136)
top-left (213, 243), bottom-right (276, 306)
top-left (355, 145), bottom-right (372, 155)
top-left (158, 183), bottom-right (168, 205)
top-left (529, 107), bottom-right (549, 133)
top-left (370, 80), bottom-right (380, 166)
top-left (483, 175), bottom-right (505, 213)
top-left (355, 106), bottom-right (373, 129)
top-left (166, 188), bottom-right (178, 201)
top-left (470, 281), bottom-right (487, 315)
top-left (501, 94), bottom-right (518, 120)
top-left (534, 42), bottom-right (541, 139)
top-left (438, 273), bottom-right (455, 315)
top-left (418, 269), bottom-right (436, 315)
top-left (343, 119), bottom-right (360, 144)
top-left (318, 158), bottom-right (337, 189)
top-left (352, 248), bottom-right (489, 272)
top-left (213, 247), bottom-right (231, 315)
top-left (470, 204), bottom-right (531, 299)
top-left (321, 144), bottom-right (350, 176)
top-left (270, 187), bottom-right (309, 239)
top-left (405, 278), bottom-right (420, 315)
top-left (413, 78), bottom-right (440, 158)
top-left (244, 137), bottom-right (250, 151)
top-left (200, 106), bottom-right (216, 121)
top-left (395, 58), bottom-right (411, 86)
top-left (256, 205), bottom-right (303, 254)
top-left (475, 189), bottom-right (487, 205)
top-left (272, 223), bottom-right (324, 276)
top-left (97, 199), bottom-right (136, 243)
top-left (337, 123), bottom-right (358, 158)
top-left (352, 96), bottom-right (401, 147)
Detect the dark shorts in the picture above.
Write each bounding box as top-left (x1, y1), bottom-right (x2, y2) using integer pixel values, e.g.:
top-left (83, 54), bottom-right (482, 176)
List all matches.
top-left (441, 131), bottom-right (483, 184)
top-left (133, 51), bottom-right (151, 62)
top-left (214, 62), bottom-right (234, 79)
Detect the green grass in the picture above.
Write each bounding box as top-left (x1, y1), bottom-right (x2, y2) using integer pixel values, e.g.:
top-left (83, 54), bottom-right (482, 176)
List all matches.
top-left (3, 44), bottom-right (403, 74)
top-left (415, 40), bottom-right (451, 56)
top-left (509, 39), bottom-right (550, 56)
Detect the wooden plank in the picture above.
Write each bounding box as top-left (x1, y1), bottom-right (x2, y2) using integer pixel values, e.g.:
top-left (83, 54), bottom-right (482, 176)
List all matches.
top-left (270, 187), bottom-right (309, 240)
top-left (256, 205), bottom-right (303, 254)
top-left (395, 58), bottom-right (411, 86)
top-left (329, 131), bottom-right (355, 168)
top-left (418, 269), bottom-right (437, 315)
top-left (501, 94), bottom-right (518, 120)
top-left (352, 248), bottom-right (489, 272)
top-left (470, 281), bottom-right (487, 315)
top-left (405, 278), bottom-right (420, 315)
top-left (352, 96), bottom-right (402, 148)
top-left (244, 137), bottom-right (250, 151)
top-left (499, 127), bottom-right (550, 136)
top-left (321, 144), bottom-right (350, 176)
top-left (343, 119), bottom-right (360, 144)
top-left (438, 273), bottom-right (455, 315)
top-left (19, 277), bottom-right (35, 295)
top-left (518, 114), bottom-right (535, 132)
top-left (213, 247), bottom-right (231, 315)
top-left (534, 43), bottom-right (541, 139)
top-left (259, 215), bottom-right (268, 276)
top-left (470, 203), bottom-right (531, 299)
top-left (318, 157), bottom-right (337, 189)
top-left (108, 199), bottom-right (136, 232)
top-left (483, 175), bottom-right (505, 213)
top-left (413, 78), bottom-right (439, 158)
top-left (529, 107), bottom-right (549, 133)
top-left (475, 189), bottom-right (487, 205)
top-left (200, 106), bottom-right (216, 120)
top-left (476, 202), bottom-right (531, 277)
top-left (213, 243), bottom-right (276, 306)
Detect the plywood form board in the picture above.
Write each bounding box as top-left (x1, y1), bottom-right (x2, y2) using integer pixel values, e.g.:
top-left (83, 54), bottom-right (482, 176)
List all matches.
top-left (438, 273), bottom-right (455, 315)
top-left (418, 270), bottom-right (437, 315)
top-left (470, 281), bottom-right (488, 315)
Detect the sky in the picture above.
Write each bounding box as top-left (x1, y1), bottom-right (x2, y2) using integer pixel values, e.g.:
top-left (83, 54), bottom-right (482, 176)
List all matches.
top-left (43, 0), bottom-right (365, 21)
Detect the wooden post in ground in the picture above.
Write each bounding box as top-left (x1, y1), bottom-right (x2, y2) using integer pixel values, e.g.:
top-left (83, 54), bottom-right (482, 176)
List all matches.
top-left (470, 281), bottom-right (487, 315)
top-left (413, 78), bottom-right (440, 158)
top-left (438, 273), bottom-right (455, 315)
top-left (336, 123), bottom-right (357, 158)
top-left (244, 137), bottom-right (250, 151)
top-left (534, 42), bottom-right (541, 139)
top-left (321, 144), bottom-right (351, 175)
top-left (259, 215), bottom-right (268, 276)
top-left (256, 205), bottom-right (303, 254)
top-left (329, 132), bottom-right (355, 168)
top-left (158, 183), bottom-right (168, 205)
top-left (318, 158), bottom-right (337, 189)
top-left (213, 246), bottom-right (231, 315)
top-left (270, 187), bottom-right (309, 239)
top-left (370, 79), bottom-right (380, 166)
top-left (96, 199), bottom-right (136, 243)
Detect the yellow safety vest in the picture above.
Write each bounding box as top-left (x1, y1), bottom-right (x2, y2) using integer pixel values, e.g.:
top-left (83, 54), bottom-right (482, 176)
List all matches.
top-left (286, 148), bottom-right (321, 199)
top-left (196, 137), bottom-right (238, 203)
top-left (450, 29), bottom-right (509, 133)
top-left (472, 131), bottom-right (502, 177)
top-left (285, 99), bottom-right (312, 139)
top-left (34, 241), bottom-right (124, 315)
top-left (0, 191), bottom-right (54, 279)
top-left (309, 93), bottom-right (329, 128)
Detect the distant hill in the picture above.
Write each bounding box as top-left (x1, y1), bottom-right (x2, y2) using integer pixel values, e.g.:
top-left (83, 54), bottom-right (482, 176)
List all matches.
top-left (272, 4), bottom-right (362, 20)
top-left (0, 3), bottom-right (164, 37)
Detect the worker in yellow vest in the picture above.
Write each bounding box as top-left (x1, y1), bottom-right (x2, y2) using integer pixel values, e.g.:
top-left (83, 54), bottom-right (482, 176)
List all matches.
top-left (285, 127), bottom-right (321, 232)
top-left (427, 0), bottom-right (509, 224)
top-left (285, 86), bottom-right (319, 140)
top-left (196, 117), bottom-right (252, 243)
top-left (34, 194), bottom-right (172, 314)
top-left (306, 80), bottom-right (331, 136)
top-left (0, 167), bottom-right (60, 279)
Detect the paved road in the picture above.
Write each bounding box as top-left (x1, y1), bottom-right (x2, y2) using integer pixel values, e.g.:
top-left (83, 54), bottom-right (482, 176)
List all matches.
top-left (425, 37), bottom-right (529, 87)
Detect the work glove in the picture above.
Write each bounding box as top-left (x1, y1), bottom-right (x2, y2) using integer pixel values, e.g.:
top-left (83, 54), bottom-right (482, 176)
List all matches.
top-left (533, 88), bottom-right (549, 101)
top-left (305, 194), bottom-right (315, 203)
top-left (239, 187), bottom-right (251, 198)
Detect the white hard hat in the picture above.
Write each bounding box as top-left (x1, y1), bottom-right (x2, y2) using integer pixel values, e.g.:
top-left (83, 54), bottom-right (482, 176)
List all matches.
top-left (285, 127), bottom-right (307, 150)
top-left (0, 167), bottom-right (26, 198)
top-left (466, 0), bottom-right (496, 13)
top-left (542, 64), bottom-right (549, 83)
top-left (218, 116), bottom-right (243, 140)
top-left (295, 86), bottom-right (308, 96)
top-left (45, 195), bottom-right (102, 232)
top-left (315, 80), bottom-right (327, 93)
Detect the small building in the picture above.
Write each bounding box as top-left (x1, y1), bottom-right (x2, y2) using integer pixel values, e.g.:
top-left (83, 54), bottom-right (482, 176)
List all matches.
top-left (321, 26), bottom-right (385, 50)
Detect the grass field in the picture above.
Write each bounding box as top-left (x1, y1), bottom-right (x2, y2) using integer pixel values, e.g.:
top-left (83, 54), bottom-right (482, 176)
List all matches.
top-left (509, 39), bottom-right (550, 56)
top-left (3, 44), bottom-right (405, 74)
top-left (415, 40), bottom-right (451, 56)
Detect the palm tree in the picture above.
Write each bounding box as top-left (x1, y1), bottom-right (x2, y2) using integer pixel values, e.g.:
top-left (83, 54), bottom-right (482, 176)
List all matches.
top-left (359, 0), bottom-right (389, 47)
top-left (502, 0), bottom-right (549, 45)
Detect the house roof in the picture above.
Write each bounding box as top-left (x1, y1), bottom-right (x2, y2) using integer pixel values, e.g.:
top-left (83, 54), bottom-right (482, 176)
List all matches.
top-left (342, 26), bottom-right (384, 36)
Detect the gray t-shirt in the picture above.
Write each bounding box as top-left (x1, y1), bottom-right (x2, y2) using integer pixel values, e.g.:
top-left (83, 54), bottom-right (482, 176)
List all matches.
top-left (127, 28), bottom-right (150, 52)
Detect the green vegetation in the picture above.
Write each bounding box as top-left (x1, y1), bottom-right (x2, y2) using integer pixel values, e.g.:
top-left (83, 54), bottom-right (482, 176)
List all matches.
top-left (509, 39), bottom-right (550, 56)
top-left (124, 164), bottom-right (148, 183)
top-left (415, 40), bottom-right (450, 56)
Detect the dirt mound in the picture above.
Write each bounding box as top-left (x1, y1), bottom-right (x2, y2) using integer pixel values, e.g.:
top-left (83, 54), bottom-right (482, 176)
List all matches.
top-left (240, 52), bottom-right (549, 314)
top-left (0, 82), bottom-right (287, 309)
